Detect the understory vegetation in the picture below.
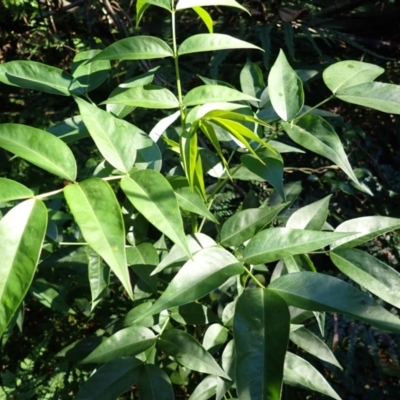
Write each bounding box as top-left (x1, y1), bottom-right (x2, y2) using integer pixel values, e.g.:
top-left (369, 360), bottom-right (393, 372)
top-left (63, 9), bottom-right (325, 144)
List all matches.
top-left (1, 1), bottom-right (400, 399)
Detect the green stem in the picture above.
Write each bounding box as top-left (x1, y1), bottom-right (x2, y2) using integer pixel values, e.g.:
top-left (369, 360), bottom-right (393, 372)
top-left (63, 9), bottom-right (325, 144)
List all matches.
top-left (243, 266), bottom-right (265, 289)
top-left (35, 188), bottom-right (64, 199)
top-left (102, 174), bottom-right (127, 181)
top-left (58, 242), bottom-right (87, 246)
top-left (293, 95), bottom-right (335, 123)
top-left (171, 8), bottom-right (185, 128)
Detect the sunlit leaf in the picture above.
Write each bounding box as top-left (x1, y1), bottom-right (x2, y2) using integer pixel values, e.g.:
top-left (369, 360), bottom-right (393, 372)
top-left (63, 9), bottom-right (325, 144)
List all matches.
top-left (193, 7), bottom-right (213, 33)
top-left (176, 0), bottom-right (250, 14)
top-left (330, 216), bottom-right (400, 249)
top-left (323, 60), bottom-right (384, 93)
top-left (0, 60), bottom-right (72, 96)
top-left (244, 228), bottom-right (352, 264)
top-left (64, 178), bottom-right (133, 299)
top-left (282, 115), bottom-right (359, 183)
top-left (331, 248), bottom-right (400, 308)
top-left (284, 352), bottom-right (341, 400)
top-left (0, 178), bottom-right (33, 203)
top-left (0, 199), bottom-right (47, 337)
top-left (268, 50), bottom-right (304, 121)
top-left (175, 187), bottom-right (217, 222)
top-left (137, 364), bottom-right (174, 400)
top-left (90, 36), bottom-right (173, 61)
top-left (269, 272), bottom-right (400, 333)
top-left (121, 172), bottom-right (189, 256)
top-left (0, 123), bottom-right (77, 181)
top-left (178, 33), bottom-right (261, 55)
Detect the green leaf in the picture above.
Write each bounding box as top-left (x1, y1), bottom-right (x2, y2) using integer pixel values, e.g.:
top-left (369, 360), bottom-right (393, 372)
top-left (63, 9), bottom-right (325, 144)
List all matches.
top-left (267, 50), bottom-right (304, 121)
top-left (323, 60), bottom-right (384, 93)
top-left (87, 248), bottom-right (110, 311)
top-left (220, 203), bottom-right (287, 247)
top-left (143, 247), bottom-right (243, 318)
top-left (0, 178), bottom-right (33, 203)
top-left (141, 0), bottom-right (171, 11)
top-left (0, 123), bottom-right (77, 181)
top-left (151, 233), bottom-right (217, 275)
top-left (132, 128), bottom-right (162, 171)
top-left (282, 115), bottom-right (358, 183)
top-left (0, 199), bottom-right (47, 337)
top-left (240, 60), bottom-right (265, 107)
top-left (243, 228), bottom-right (352, 265)
top-left (127, 243), bottom-right (158, 292)
top-left (136, 0), bottom-right (150, 26)
top-left (284, 352), bottom-right (341, 400)
top-left (171, 303), bottom-right (219, 325)
top-left (69, 50), bottom-right (110, 95)
top-left (90, 36), bottom-right (173, 61)
top-left (121, 172), bottom-right (189, 256)
top-left (289, 327), bottom-right (342, 369)
top-left (284, 254), bottom-right (316, 273)
top-left (178, 33), bottom-right (261, 55)
top-left (137, 364), bottom-right (175, 400)
top-left (336, 82), bottom-right (400, 114)
top-left (175, 187), bottom-right (217, 222)
top-left (202, 324), bottom-right (229, 354)
top-left (47, 115), bottom-right (89, 143)
top-left (234, 289), bottom-right (290, 400)
top-left (75, 357), bottom-right (142, 400)
top-left (106, 86), bottom-right (136, 118)
top-left (241, 148), bottom-right (286, 200)
top-left (149, 110), bottom-right (180, 142)
top-left (331, 248), bottom-right (400, 308)
top-left (183, 85), bottom-right (258, 107)
top-left (64, 178), bottom-right (133, 299)
top-left (158, 329), bottom-right (230, 379)
top-left (75, 97), bottom-right (136, 173)
top-left (193, 7), bottom-right (213, 33)
top-left (0, 60), bottom-right (72, 96)
top-left (269, 272), bottom-right (400, 333)
top-left (30, 279), bottom-right (75, 314)
top-left (216, 340), bottom-right (235, 400)
top-left (176, 0), bottom-right (250, 14)
top-left (102, 84), bottom-right (179, 109)
top-left (81, 326), bottom-right (156, 364)
top-left (189, 376), bottom-right (218, 400)
top-left (119, 66), bottom-right (160, 88)
top-left (331, 216), bottom-right (400, 249)
top-left (286, 195), bottom-right (331, 230)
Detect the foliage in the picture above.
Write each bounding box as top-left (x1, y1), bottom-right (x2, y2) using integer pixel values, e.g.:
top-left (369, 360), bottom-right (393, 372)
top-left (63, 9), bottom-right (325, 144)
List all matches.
top-left (1, 0), bottom-right (400, 399)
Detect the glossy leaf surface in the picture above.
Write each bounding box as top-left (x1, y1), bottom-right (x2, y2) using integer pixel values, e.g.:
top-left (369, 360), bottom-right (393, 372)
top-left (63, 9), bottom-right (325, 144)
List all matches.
top-left (193, 7), bottom-right (213, 33)
top-left (175, 187), bottom-right (217, 222)
top-left (269, 272), bottom-right (400, 333)
top-left (0, 178), bottom-right (33, 203)
top-left (243, 228), bottom-right (352, 265)
top-left (183, 85), bottom-right (258, 107)
top-left (82, 325), bottom-right (156, 364)
top-left (90, 36), bottom-right (173, 61)
top-left (178, 33), bottom-right (261, 55)
top-left (234, 289), bottom-right (290, 400)
top-left (336, 82), bottom-right (400, 114)
top-left (0, 60), bottom-right (72, 96)
top-left (64, 178), bottom-right (133, 299)
top-left (331, 216), bottom-right (400, 249)
top-left (286, 195), bottom-right (331, 230)
top-left (289, 327), bottom-right (342, 369)
top-left (0, 123), bottom-right (77, 181)
top-left (282, 116), bottom-right (358, 183)
top-left (75, 98), bottom-right (136, 172)
top-left (0, 199), bottom-right (47, 337)
top-left (87, 249), bottom-right (110, 311)
top-left (220, 203), bottom-right (287, 247)
top-left (158, 329), bottom-right (230, 379)
top-left (331, 248), bottom-right (400, 308)
top-left (143, 247), bottom-right (243, 318)
top-left (189, 376), bottom-right (217, 400)
top-left (121, 172), bottom-right (189, 256)
top-left (268, 50), bottom-right (304, 121)
top-left (323, 60), bottom-right (384, 93)
top-left (284, 352), bottom-right (341, 400)
top-left (103, 85), bottom-right (179, 109)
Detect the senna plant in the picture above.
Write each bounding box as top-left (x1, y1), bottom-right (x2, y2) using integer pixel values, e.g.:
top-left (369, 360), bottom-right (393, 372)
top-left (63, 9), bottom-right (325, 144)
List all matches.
top-left (1, 0), bottom-right (400, 399)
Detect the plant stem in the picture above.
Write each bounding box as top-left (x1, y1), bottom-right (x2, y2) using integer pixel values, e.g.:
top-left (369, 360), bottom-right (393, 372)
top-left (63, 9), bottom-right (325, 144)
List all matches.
top-left (243, 266), bottom-right (265, 289)
top-left (293, 95), bottom-right (335, 122)
top-left (102, 174), bottom-right (127, 181)
top-left (171, 8), bottom-right (185, 128)
top-left (35, 188), bottom-right (64, 199)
